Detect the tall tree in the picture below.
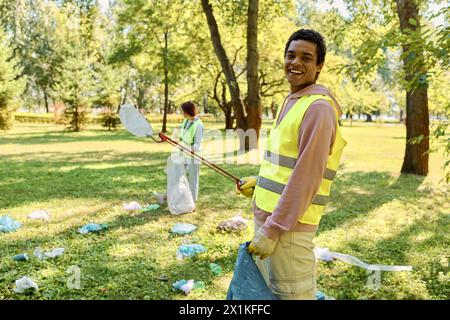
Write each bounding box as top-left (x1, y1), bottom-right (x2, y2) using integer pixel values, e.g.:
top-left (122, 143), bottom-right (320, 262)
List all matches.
top-left (322, 0), bottom-right (445, 176)
top-left (201, 0), bottom-right (247, 131)
top-left (245, 0), bottom-right (261, 141)
top-left (53, 2), bottom-right (97, 132)
top-left (0, 0), bottom-right (63, 113)
top-left (112, 0), bottom-right (191, 132)
top-left (202, 0), bottom-right (262, 149)
top-left (0, 30), bottom-right (25, 129)
top-left (395, 0), bottom-right (429, 175)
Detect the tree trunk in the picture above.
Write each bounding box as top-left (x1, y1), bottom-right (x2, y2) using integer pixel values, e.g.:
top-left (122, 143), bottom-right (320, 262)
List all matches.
top-left (203, 94), bottom-right (209, 114)
top-left (162, 30), bottom-right (169, 133)
top-left (270, 101), bottom-right (276, 119)
top-left (117, 83), bottom-right (128, 113)
top-left (395, 0), bottom-right (429, 176)
top-left (201, 0), bottom-right (246, 132)
top-left (43, 88), bottom-right (49, 113)
top-left (245, 0), bottom-right (261, 150)
top-left (365, 113), bottom-right (373, 122)
top-left (74, 105), bottom-right (79, 132)
top-left (224, 102), bottom-right (234, 129)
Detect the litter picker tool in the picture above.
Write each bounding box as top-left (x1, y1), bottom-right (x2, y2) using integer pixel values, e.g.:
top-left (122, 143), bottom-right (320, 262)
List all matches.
top-left (119, 105), bottom-right (245, 189)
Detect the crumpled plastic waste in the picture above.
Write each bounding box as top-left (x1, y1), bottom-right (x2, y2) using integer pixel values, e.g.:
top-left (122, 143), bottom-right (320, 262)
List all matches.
top-left (152, 191), bottom-right (167, 204)
top-left (13, 277), bottom-right (38, 293)
top-left (0, 215), bottom-right (21, 233)
top-left (173, 279), bottom-right (195, 294)
top-left (314, 247), bottom-right (334, 262)
top-left (171, 223), bottom-right (197, 235)
top-left (217, 215), bottom-right (248, 232)
top-left (172, 279), bottom-right (205, 295)
top-left (314, 247), bottom-right (413, 271)
top-left (315, 290), bottom-right (335, 300)
top-left (78, 223), bottom-right (109, 234)
top-left (157, 275), bottom-right (168, 282)
top-left (34, 247), bottom-right (65, 260)
top-left (176, 244), bottom-right (207, 259)
top-left (13, 253), bottom-right (29, 261)
top-left (140, 204), bottom-right (160, 212)
top-left (210, 263), bottom-right (222, 276)
top-left (27, 210), bottom-right (50, 221)
top-left (123, 201), bottom-right (142, 211)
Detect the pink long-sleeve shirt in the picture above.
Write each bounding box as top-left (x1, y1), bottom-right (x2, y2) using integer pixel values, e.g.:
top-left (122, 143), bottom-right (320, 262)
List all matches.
top-left (253, 84), bottom-right (343, 241)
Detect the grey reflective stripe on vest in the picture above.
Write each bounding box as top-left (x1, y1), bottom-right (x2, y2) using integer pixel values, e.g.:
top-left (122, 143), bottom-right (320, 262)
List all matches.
top-left (257, 176), bottom-right (286, 195)
top-left (323, 168), bottom-right (337, 180)
top-left (312, 194), bottom-right (329, 206)
top-left (264, 150), bottom-right (337, 181)
top-left (257, 176), bottom-right (329, 206)
top-left (264, 150), bottom-right (297, 169)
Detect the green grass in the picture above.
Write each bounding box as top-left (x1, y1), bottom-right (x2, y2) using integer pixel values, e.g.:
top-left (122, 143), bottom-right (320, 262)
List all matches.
top-left (0, 122), bottom-right (448, 300)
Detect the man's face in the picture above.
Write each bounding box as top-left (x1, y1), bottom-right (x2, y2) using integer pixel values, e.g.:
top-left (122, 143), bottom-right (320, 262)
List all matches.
top-left (284, 39), bottom-right (323, 93)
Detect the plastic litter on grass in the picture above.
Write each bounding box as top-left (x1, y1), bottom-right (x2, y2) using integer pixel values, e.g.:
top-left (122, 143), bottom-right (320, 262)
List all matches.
top-left (78, 223), bottom-right (109, 234)
top-left (171, 223), bottom-right (197, 235)
top-left (27, 210), bottom-right (50, 221)
top-left (217, 215), bottom-right (248, 232)
top-left (123, 201), bottom-right (142, 211)
top-left (140, 203), bottom-right (160, 212)
top-left (314, 247), bottom-right (413, 271)
top-left (34, 247), bottom-right (65, 260)
top-left (13, 277), bottom-right (38, 293)
top-left (172, 279), bottom-right (205, 295)
top-left (209, 263), bottom-right (222, 276)
top-left (0, 215), bottom-right (21, 233)
top-left (13, 253), bottom-right (29, 261)
top-left (315, 290), bottom-right (335, 300)
top-left (176, 244), bottom-right (207, 259)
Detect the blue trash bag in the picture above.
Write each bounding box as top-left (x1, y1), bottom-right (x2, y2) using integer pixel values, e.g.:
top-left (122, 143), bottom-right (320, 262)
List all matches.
top-left (226, 242), bottom-right (277, 300)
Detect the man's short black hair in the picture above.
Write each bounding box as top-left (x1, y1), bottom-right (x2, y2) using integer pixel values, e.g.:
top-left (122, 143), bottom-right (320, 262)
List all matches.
top-left (284, 29), bottom-right (326, 65)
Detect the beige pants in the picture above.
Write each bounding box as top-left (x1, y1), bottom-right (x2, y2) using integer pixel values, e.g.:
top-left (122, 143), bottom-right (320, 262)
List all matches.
top-left (255, 227), bottom-right (317, 300)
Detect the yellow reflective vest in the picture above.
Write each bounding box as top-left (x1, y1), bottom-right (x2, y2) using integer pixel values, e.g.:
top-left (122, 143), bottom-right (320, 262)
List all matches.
top-left (253, 94), bottom-right (347, 225)
top-left (180, 118), bottom-right (203, 146)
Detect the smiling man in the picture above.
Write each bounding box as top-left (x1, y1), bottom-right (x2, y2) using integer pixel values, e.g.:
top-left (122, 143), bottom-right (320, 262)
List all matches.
top-left (237, 29), bottom-right (347, 299)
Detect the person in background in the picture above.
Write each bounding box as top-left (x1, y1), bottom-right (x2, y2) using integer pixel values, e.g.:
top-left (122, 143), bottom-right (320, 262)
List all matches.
top-left (154, 101), bottom-right (204, 205)
top-left (178, 101), bottom-right (204, 201)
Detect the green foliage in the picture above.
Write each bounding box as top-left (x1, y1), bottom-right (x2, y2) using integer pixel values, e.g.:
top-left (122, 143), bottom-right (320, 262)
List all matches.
top-left (52, 3), bottom-right (100, 132)
top-left (55, 52), bottom-right (96, 132)
top-left (0, 30), bottom-right (25, 129)
top-left (100, 111), bottom-right (119, 130)
top-left (93, 63), bottom-right (124, 111)
top-left (112, 0), bottom-right (194, 107)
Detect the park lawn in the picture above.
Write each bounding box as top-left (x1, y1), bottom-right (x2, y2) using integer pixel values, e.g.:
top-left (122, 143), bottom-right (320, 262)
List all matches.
top-left (0, 122), bottom-right (448, 300)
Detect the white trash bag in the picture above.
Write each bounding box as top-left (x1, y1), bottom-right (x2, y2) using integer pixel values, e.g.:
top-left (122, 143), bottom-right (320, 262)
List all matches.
top-left (166, 153), bottom-right (195, 215)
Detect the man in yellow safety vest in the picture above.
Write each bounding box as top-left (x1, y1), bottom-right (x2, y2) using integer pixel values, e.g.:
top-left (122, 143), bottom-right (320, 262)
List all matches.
top-left (236, 29), bottom-right (347, 300)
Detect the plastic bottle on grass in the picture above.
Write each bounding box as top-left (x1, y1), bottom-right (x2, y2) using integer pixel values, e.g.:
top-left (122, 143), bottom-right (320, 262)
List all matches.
top-left (13, 253), bottom-right (28, 261)
top-left (210, 263), bottom-right (222, 276)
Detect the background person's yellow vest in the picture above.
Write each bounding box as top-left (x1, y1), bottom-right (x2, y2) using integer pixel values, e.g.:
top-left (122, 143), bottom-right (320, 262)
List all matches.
top-left (180, 118), bottom-right (203, 146)
top-left (253, 94), bottom-right (347, 225)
